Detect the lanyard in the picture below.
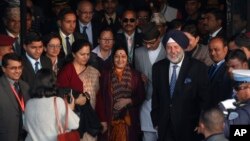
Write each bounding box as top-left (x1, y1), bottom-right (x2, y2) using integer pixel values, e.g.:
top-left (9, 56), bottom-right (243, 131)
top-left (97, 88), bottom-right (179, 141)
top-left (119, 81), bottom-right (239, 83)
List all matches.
top-left (10, 84), bottom-right (25, 112)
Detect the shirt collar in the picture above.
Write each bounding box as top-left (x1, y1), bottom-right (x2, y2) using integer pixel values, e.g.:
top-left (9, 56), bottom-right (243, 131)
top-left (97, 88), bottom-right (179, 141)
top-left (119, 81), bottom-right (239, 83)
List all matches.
top-left (125, 32), bottom-right (135, 40)
top-left (79, 21), bottom-right (91, 28)
top-left (92, 45), bottom-right (112, 60)
top-left (59, 30), bottom-right (73, 38)
top-left (6, 29), bottom-right (19, 38)
top-left (105, 13), bottom-right (116, 21)
top-left (5, 76), bottom-right (17, 85)
top-left (215, 59), bottom-right (225, 66)
top-left (210, 27), bottom-right (222, 37)
top-left (26, 53), bottom-right (41, 65)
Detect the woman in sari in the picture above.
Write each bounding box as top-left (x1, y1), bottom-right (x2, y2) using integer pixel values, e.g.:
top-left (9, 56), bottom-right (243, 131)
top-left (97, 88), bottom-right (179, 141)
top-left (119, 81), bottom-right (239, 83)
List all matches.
top-left (57, 39), bottom-right (100, 140)
top-left (96, 47), bottom-right (145, 141)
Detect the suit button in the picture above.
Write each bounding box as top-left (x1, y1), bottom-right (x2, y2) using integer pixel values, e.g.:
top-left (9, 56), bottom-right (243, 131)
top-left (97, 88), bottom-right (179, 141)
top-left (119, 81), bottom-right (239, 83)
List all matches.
top-left (169, 104), bottom-right (172, 107)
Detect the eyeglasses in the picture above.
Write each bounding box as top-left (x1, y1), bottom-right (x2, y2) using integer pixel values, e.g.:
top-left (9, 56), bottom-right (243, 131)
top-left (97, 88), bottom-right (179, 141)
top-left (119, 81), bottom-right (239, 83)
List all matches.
top-left (122, 18), bottom-right (136, 23)
top-left (48, 45), bottom-right (62, 49)
top-left (5, 66), bottom-right (23, 71)
top-left (100, 38), bottom-right (114, 43)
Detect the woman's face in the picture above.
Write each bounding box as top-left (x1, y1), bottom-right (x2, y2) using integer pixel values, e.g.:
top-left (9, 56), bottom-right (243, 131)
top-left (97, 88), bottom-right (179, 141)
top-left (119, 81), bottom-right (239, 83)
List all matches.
top-left (114, 49), bottom-right (128, 70)
top-left (45, 38), bottom-right (61, 58)
top-left (99, 31), bottom-right (114, 51)
top-left (73, 45), bottom-right (90, 66)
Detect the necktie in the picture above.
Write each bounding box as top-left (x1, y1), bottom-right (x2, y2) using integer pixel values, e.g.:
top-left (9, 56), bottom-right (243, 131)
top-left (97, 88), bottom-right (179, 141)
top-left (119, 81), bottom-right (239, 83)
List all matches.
top-left (127, 37), bottom-right (132, 48)
top-left (82, 26), bottom-right (89, 41)
top-left (170, 65), bottom-right (178, 98)
top-left (208, 64), bottom-right (217, 79)
top-left (109, 18), bottom-right (113, 25)
top-left (14, 38), bottom-right (21, 55)
top-left (65, 36), bottom-right (71, 55)
top-left (34, 61), bottom-right (39, 73)
top-left (14, 82), bottom-right (20, 94)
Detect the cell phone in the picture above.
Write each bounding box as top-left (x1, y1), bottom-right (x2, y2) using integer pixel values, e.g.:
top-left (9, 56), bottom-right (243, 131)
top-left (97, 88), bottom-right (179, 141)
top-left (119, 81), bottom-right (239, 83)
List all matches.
top-left (67, 89), bottom-right (73, 103)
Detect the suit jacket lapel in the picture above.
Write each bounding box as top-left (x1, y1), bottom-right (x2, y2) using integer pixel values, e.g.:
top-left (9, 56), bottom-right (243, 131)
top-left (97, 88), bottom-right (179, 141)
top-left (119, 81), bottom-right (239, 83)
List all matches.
top-left (24, 56), bottom-right (36, 75)
top-left (173, 56), bottom-right (190, 99)
top-left (0, 76), bottom-right (19, 111)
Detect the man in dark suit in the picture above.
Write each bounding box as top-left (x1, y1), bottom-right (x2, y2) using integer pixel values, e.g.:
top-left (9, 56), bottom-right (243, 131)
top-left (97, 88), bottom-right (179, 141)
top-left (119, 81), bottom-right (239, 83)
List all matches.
top-left (151, 30), bottom-right (211, 141)
top-left (203, 8), bottom-right (226, 45)
top-left (115, 9), bottom-right (143, 67)
top-left (57, 8), bottom-right (84, 58)
top-left (0, 5), bottom-right (23, 55)
top-left (94, 0), bottom-right (122, 34)
top-left (75, 0), bottom-right (101, 49)
top-left (21, 32), bottom-right (52, 86)
top-left (0, 53), bottom-right (30, 141)
top-left (208, 37), bottom-right (232, 106)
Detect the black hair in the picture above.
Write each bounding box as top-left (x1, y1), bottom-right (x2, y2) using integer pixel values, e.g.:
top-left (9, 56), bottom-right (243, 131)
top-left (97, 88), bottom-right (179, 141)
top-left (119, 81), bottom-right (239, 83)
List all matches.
top-left (42, 32), bottom-right (62, 47)
top-left (167, 19), bottom-right (184, 31)
top-left (64, 39), bottom-right (91, 64)
top-left (225, 49), bottom-right (248, 64)
top-left (99, 27), bottom-right (114, 38)
top-left (2, 53), bottom-right (22, 68)
top-left (182, 23), bottom-right (199, 37)
top-left (209, 36), bottom-right (227, 47)
top-left (24, 32), bottom-right (42, 45)
top-left (199, 107), bottom-right (224, 133)
top-left (57, 8), bottom-right (75, 21)
top-left (204, 8), bottom-right (224, 24)
top-left (30, 68), bottom-right (57, 98)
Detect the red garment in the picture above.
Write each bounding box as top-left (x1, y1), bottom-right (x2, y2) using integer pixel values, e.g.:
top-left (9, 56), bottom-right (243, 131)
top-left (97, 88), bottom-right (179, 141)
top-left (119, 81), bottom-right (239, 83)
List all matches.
top-left (57, 63), bottom-right (83, 92)
top-left (96, 69), bottom-right (145, 141)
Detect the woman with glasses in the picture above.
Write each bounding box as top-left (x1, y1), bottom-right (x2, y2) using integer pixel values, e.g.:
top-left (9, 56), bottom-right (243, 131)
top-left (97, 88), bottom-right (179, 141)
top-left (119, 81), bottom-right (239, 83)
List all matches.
top-left (90, 28), bottom-right (114, 72)
top-left (43, 33), bottom-right (65, 75)
top-left (96, 47), bottom-right (145, 141)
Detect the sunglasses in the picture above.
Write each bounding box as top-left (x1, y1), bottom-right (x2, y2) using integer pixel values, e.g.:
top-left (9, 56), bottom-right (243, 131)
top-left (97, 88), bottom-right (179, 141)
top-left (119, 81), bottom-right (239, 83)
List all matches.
top-left (122, 18), bottom-right (136, 23)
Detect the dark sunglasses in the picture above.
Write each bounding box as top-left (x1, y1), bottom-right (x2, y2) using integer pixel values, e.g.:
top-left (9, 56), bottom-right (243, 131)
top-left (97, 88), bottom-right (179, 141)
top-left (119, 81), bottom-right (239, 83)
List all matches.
top-left (122, 18), bottom-right (136, 23)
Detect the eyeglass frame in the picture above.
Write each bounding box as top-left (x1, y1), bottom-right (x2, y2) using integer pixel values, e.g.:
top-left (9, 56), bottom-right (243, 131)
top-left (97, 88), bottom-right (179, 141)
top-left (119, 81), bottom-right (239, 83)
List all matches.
top-left (47, 44), bottom-right (62, 49)
top-left (122, 18), bottom-right (136, 23)
top-left (99, 38), bottom-right (114, 43)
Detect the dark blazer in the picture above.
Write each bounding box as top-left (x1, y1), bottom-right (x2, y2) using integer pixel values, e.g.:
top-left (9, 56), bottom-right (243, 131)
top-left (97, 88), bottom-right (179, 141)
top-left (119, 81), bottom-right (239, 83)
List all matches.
top-left (0, 29), bottom-right (23, 56)
top-left (93, 11), bottom-right (122, 34)
top-left (75, 21), bottom-right (101, 49)
top-left (0, 76), bottom-right (29, 141)
top-left (203, 28), bottom-right (227, 45)
top-left (21, 55), bottom-right (52, 86)
top-left (58, 32), bottom-right (85, 59)
top-left (209, 62), bottom-right (233, 106)
top-left (115, 29), bottom-right (143, 68)
top-left (151, 56), bottom-right (211, 141)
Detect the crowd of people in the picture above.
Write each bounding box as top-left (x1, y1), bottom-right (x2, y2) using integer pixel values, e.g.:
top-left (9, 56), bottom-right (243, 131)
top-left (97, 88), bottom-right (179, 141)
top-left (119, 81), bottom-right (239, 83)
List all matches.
top-left (0, 0), bottom-right (249, 141)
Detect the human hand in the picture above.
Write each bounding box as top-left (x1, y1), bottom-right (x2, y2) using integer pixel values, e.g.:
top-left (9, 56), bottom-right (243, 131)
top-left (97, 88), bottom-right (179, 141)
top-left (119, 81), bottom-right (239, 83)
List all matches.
top-left (114, 98), bottom-right (132, 110)
top-left (75, 93), bottom-right (87, 106)
top-left (101, 122), bottom-right (108, 133)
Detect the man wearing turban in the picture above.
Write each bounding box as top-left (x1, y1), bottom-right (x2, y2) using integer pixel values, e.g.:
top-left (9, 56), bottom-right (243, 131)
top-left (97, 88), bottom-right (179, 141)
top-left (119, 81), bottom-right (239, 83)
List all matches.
top-left (151, 30), bottom-right (212, 141)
